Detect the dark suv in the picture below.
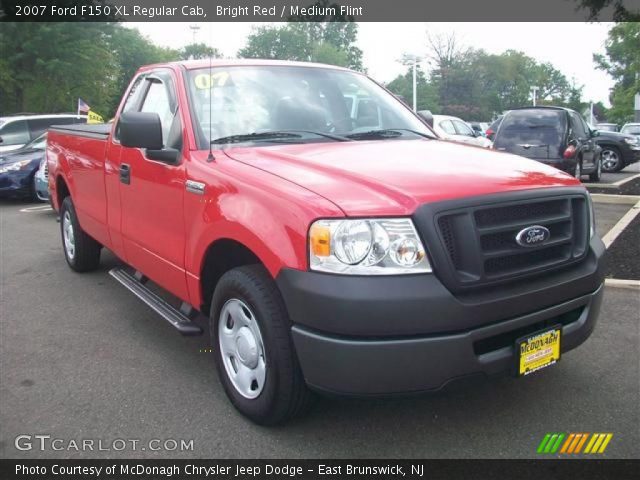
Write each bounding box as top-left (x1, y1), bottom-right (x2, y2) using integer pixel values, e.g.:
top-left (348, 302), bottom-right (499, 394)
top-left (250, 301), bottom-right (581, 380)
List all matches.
top-left (493, 107), bottom-right (602, 182)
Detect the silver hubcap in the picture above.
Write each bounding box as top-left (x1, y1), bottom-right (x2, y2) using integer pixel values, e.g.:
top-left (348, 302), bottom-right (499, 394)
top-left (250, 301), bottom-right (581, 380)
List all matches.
top-left (62, 211), bottom-right (75, 260)
top-left (601, 149), bottom-right (620, 171)
top-left (218, 299), bottom-right (266, 399)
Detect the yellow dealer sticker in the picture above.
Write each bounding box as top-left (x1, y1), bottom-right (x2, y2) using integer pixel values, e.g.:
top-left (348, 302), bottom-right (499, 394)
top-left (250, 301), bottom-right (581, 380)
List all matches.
top-left (517, 327), bottom-right (561, 376)
top-left (194, 71), bottom-right (229, 89)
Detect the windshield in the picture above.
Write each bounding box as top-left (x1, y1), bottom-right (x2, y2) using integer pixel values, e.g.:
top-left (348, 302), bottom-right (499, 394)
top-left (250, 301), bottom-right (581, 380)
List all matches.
top-left (187, 66), bottom-right (432, 147)
top-left (621, 125), bottom-right (640, 136)
top-left (23, 132), bottom-right (47, 150)
top-left (494, 109), bottom-right (566, 159)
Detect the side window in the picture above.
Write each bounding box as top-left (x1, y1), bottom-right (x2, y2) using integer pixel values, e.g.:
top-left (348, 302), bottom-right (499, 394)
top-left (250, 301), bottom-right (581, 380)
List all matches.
top-left (115, 74), bottom-right (146, 141)
top-left (0, 120), bottom-right (30, 146)
top-left (570, 112), bottom-right (587, 139)
top-left (453, 120), bottom-right (475, 136)
top-left (140, 80), bottom-right (175, 147)
top-left (439, 120), bottom-right (456, 135)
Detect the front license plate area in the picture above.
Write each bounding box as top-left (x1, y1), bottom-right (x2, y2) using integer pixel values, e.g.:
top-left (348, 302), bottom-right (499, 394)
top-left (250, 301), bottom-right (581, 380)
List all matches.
top-left (516, 326), bottom-right (562, 376)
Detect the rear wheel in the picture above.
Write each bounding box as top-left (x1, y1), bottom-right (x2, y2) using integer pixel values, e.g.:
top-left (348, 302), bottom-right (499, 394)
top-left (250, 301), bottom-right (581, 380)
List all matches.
top-left (589, 156), bottom-right (602, 182)
top-left (572, 160), bottom-right (582, 180)
top-left (601, 147), bottom-right (622, 173)
top-left (210, 265), bottom-right (312, 425)
top-left (60, 196), bottom-right (101, 272)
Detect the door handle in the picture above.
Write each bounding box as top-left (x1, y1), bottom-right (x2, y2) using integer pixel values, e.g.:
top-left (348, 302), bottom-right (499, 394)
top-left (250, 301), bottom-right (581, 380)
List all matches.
top-left (120, 163), bottom-right (131, 185)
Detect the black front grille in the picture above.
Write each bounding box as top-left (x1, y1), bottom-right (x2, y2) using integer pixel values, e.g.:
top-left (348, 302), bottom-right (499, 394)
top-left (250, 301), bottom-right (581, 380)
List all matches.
top-left (430, 194), bottom-right (589, 290)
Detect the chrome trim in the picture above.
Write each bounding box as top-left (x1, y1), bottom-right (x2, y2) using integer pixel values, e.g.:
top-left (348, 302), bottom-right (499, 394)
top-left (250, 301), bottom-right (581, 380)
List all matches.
top-left (185, 179), bottom-right (205, 195)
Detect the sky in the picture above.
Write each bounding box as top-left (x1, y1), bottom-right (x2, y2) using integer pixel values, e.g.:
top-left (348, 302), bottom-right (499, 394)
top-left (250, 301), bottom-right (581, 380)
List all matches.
top-left (131, 22), bottom-right (615, 107)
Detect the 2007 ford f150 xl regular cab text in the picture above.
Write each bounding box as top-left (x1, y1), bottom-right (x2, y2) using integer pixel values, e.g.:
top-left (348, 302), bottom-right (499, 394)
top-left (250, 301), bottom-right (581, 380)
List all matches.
top-left (47, 60), bottom-right (605, 425)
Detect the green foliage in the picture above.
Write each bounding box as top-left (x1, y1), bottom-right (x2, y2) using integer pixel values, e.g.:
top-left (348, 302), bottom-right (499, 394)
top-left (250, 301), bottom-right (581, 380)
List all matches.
top-left (0, 23), bottom-right (182, 117)
top-left (386, 66), bottom-right (440, 113)
top-left (238, 22), bottom-right (363, 70)
top-left (594, 22), bottom-right (640, 124)
top-left (386, 35), bottom-right (587, 121)
top-left (179, 43), bottom-right (222, 61)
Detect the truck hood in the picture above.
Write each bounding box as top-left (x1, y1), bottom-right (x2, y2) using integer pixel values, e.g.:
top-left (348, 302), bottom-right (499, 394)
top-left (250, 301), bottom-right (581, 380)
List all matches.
top-left (224, 139), bottom-right (580, 216)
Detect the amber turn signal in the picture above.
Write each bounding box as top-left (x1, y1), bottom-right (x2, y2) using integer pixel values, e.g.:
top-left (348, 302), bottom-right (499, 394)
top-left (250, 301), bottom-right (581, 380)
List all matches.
top-left (310, 224), bottom-right (331, 257)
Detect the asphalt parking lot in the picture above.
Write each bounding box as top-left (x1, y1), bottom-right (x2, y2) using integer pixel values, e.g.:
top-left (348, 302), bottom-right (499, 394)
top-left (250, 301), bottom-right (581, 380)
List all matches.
top-left (594, 161), bottom-right (640, 185)
top-left (0, 197), bottom-right (638, 459)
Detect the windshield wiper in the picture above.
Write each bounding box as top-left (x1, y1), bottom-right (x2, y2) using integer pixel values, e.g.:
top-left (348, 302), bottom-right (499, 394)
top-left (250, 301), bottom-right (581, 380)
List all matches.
top-left (211, 130), bottom-right (351, 145)
top-left (346, 128), bottom-right (435, 140)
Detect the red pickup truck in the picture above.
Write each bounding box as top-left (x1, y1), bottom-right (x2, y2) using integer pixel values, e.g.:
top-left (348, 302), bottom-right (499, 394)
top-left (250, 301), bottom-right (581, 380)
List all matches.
top-left (47, 60), bottom-right (605, 425)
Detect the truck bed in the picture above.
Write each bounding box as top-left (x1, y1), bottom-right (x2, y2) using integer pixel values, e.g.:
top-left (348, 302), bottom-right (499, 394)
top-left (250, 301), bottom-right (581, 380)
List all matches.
top-left (49, 123), bottom-right (111, 139)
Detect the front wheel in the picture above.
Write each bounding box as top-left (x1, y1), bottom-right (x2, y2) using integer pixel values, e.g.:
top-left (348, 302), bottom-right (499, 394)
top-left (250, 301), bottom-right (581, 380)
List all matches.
top-left (60, 196), bottom-right (102, 272)
top-left (210, 265), bottom-right (312, 425)
top-left (601, 147), bottom-right (622, 173)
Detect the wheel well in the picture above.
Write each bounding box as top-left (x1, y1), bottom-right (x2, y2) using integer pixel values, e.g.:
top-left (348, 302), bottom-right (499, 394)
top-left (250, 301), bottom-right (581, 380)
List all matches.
top-left (200, 239), bottom-right (262, 313)
top-left (56, 176), bottom-right (70, 207)
top-left (599, 143), bottom-right (620, 152)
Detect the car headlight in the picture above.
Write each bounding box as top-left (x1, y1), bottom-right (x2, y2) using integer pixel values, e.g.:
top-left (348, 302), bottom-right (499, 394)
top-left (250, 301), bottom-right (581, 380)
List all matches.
top-left (0, 159), bottom-right (31, 174)
top-left (623, 136), bottom-right (638, 145)
top-left (587, 193), bottom-right (596, 238)
top-left (309, 218), bottom-right (432, 274)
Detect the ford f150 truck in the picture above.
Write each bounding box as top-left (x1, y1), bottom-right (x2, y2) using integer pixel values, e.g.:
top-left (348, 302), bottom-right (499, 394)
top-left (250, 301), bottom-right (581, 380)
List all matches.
top-left (47, 60), bottom-right (605, 425)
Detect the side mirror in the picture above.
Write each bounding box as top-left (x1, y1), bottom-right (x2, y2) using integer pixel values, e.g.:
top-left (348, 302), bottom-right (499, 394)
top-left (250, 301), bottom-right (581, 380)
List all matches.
top-left (417, 110), bottom-right (434, 128)
top-left (119, 112), bottom-right (163, 150)
top-left (0, 136), bottom-right (4, 144)
top-left (119, 112), bottom-right (179, 164)
top-left (591, 129), bottom-right (600, 138)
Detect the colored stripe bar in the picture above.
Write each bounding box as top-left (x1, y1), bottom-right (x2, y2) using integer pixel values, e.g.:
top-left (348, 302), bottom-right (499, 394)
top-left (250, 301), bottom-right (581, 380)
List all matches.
top-left (560, 433), bottom-right (575, 453)
top-left (574, 433), bottom-right (589, 453)
top-left (544, 434), bottom-right (559, 453)
top-left (584, 433), bottom-right (598, 453)
top-left (537, 434), bottom-right (552, 453)
top-left (550, 433), bottom-right (565, 453)
top-left (598, 434), bottom-right (613, 453)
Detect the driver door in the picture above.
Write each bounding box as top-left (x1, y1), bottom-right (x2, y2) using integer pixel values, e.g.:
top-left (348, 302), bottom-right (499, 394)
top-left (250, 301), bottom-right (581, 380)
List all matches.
top-left (118, 70), bottom-right (190, 300)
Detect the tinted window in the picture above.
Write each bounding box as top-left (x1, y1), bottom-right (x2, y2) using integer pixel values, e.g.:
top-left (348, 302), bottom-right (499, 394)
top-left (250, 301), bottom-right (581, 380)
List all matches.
top-left (569, 112), bottom-right (587, 139)
top-left (493, 109), bottom-right (567, 159)
top-left (0, 120), bottom-right (29, 146)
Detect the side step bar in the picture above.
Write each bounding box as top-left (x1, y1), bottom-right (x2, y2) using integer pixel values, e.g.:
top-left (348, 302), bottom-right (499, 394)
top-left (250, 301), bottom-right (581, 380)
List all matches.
top-left (109, 267), bottom-right (203, 336)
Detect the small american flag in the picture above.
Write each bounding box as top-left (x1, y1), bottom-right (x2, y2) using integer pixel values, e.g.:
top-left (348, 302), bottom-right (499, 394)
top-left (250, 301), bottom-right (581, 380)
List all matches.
top-left (77, 98), bottom-right (90, 114)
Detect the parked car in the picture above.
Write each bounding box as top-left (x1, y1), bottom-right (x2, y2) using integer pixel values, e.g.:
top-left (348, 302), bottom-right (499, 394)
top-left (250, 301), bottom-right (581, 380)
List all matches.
top-left (0, 132), bottom-right (48, 201)
top-left (48, 60), bottom-right (604, 425)
top-left (493, 107), bottom-right (602, 181)
top-left (588, 125), bottom-right (640, 173)
top-left (0, 114), bottom-right (86, 153)
top-left (621, 123), bottom-right (640, 139)
top-left (430, 114), bottom-right (492, 147)
top-left (485, 116), bottom-right (504, 141)
top-left (595, 123), bottom-right (619, 133)
top-left (470, 122), bottom-right (489, 137)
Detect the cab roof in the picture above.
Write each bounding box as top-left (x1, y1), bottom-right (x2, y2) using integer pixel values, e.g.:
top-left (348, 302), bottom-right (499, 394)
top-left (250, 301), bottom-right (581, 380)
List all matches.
top-left (138, 59), bottom-right (353, 73)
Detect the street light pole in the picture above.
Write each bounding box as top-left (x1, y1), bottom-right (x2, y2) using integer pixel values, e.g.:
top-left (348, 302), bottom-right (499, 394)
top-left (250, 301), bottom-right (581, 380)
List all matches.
top-left (531, 86), bottom-right (539, 107)
top-left (189, 24), bottom-right (200, 44)
top-left (412, 60), bottom-right (417, 112)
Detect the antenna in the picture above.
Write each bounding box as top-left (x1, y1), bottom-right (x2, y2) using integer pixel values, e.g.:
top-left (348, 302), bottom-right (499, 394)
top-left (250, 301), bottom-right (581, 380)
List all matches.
top-left (206, 33), bottom-right (215, 162)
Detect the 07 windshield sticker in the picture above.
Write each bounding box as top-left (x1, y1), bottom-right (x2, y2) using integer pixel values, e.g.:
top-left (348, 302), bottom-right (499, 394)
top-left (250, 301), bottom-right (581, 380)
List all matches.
top-left (194, 72), bottom-right (230, 89)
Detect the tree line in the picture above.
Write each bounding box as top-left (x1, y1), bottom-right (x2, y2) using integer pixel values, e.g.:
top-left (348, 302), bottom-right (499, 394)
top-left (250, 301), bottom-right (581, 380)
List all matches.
top-left (0, 22), bottom-right (636, 124)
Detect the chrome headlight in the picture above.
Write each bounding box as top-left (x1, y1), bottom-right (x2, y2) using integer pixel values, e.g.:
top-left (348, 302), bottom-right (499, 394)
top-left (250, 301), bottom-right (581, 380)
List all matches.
top-left (0, 159), bottom-right (31, 174)
top-left (309, 218), bottom-right (431, 275)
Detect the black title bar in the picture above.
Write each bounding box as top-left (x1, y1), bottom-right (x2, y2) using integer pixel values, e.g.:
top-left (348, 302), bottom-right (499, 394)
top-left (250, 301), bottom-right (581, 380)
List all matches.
top-left (1, 0), bottom-right (639, 22)
top-left (1, 459), bottom-right (639, 480)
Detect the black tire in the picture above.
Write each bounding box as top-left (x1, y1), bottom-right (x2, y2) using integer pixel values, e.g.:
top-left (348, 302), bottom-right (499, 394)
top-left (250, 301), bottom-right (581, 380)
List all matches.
top-left (30, 176), bottom-right (40, 202)
top-left (210, 265), bottom-right (312, 425)
top-left (600, 146), bottom-right (623, 173)
top-left (571, 159), bottom-right (582, 180)
top-left (589, 156), bottom-right (602, 182)
top-left (60, 196), bottom-right (101, 272)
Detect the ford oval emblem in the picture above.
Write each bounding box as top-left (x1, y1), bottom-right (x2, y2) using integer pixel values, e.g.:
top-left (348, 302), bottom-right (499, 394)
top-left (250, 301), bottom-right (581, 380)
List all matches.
top-left (515, 225), bottom-right (550, 247)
